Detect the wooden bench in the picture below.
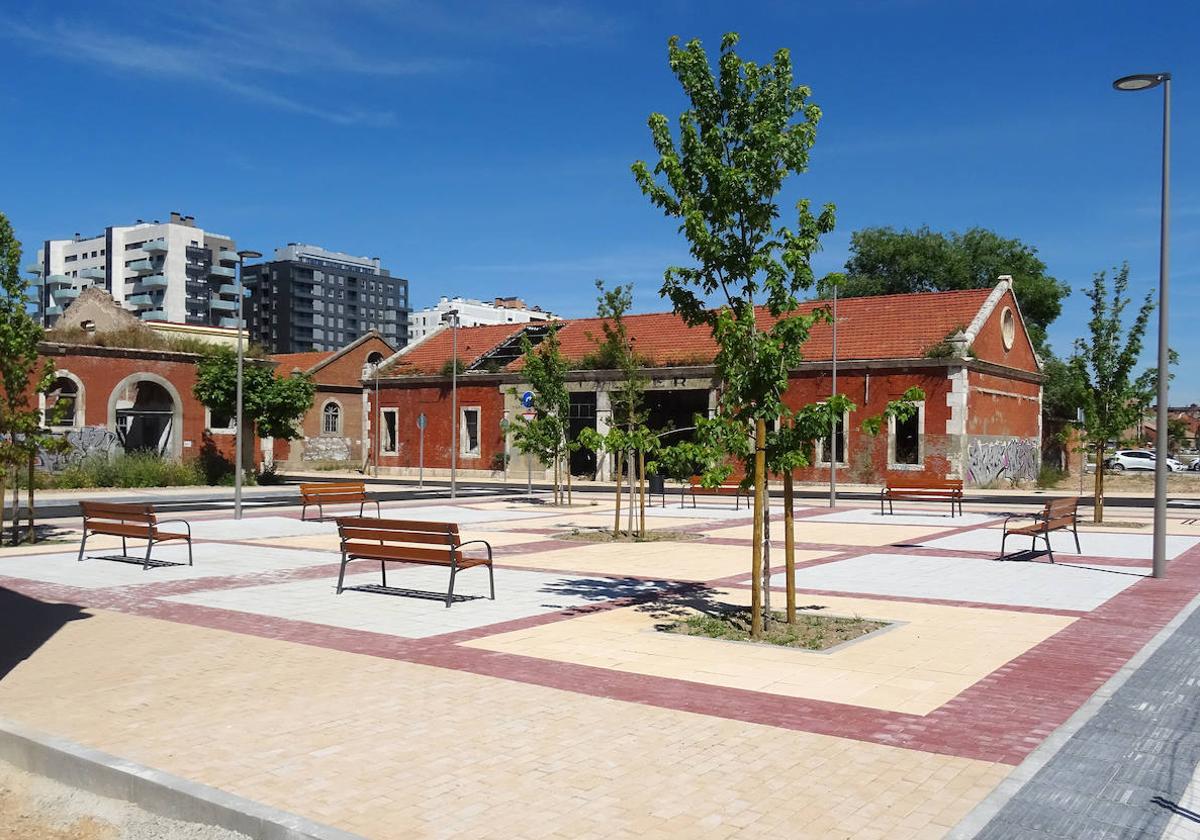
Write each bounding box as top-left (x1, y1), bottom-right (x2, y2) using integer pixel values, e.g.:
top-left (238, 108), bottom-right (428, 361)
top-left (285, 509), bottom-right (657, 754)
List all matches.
top-left (334, 517), bottom-right (493, 608)
top-left (1000, 497), bottom-right (1081, 562)
top-left (77, 501), bottom-right (193, 570)
top-left (300, 481), bottom-right (380, 522)
top-left (880, 477), bottom-right (965, 517)
top-left (688, 476), bottom-right (752, 509)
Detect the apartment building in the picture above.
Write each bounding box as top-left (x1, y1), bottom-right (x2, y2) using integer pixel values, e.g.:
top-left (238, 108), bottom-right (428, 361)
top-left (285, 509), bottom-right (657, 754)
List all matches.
top-left (407, 295), bottom-right (555, 342)
top-left (28, 212), bottom-right (240, 329)
top-left (243, 243), bottom-right (409, 354)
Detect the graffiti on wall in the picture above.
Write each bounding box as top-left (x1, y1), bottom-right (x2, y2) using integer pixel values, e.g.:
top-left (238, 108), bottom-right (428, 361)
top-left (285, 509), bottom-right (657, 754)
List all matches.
top-left (302, 435), bottom-right (352, 462)
top-left (34, 426), bottom-right (121, 472)
top-left (967, 438), bottom-right (1039, 486)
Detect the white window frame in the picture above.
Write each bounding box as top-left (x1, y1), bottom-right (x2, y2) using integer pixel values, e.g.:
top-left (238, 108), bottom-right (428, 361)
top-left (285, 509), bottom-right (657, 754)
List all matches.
top-left (205, 405), bottom-right (236, 436)
top-left (380, 408), bottom-right (399, 454)
top-left (42, 371), bottom-right (85, 430)
top-left (888, 400), bottom-right (925, 470)
top-left (460, 406), bottom-right (481, 458)
top-left (321, 399), bottom-right (343, 435)
top-left (816, 407), bottom-right (850, 467)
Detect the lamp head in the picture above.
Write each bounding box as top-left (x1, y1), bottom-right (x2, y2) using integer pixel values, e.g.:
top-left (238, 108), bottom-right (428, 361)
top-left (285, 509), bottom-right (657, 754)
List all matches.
top-left (1113, 73), bottom-right (1169, 91)
top-left (237, 249), bottom-right (263, 260)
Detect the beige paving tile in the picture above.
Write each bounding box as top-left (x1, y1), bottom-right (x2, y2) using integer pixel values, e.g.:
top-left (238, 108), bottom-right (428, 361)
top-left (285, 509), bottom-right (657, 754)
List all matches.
top-left (244, 528), bottom-right (549, 554)
top-left (465, 588), bottom-right (1073, 715)
top-left (0, 608), bottom-right (1009, 839)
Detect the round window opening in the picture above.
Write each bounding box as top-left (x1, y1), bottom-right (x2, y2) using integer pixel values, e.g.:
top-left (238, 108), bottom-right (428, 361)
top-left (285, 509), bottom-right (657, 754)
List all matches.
top-left (1000, 307), bottom-right (1016, 351)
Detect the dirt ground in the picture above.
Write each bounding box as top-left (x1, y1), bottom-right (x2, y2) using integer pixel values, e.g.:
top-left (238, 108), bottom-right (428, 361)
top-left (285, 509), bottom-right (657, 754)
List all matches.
top-left (1051, 470), bottom-right (1200, 495)
top-left (0, 759), bottom-right (247, 840)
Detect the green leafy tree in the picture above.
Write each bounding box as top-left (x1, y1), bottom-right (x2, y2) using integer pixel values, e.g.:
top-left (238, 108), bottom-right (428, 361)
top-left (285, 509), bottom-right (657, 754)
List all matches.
top-left (0, 211), bottom-right (60, 544)
top-left (1166, 417), bottom-right (1190, 454)
top-left (193, 349), bottom-right (316, 463)
top-left (1069, 264), bottom-right (1157, 522)
top-left (633, 32), bottom-right (835, 638)
top-left (827, 226), bottom-right (1069, 352)
top-left (511, 325), bottom-right (572, 505)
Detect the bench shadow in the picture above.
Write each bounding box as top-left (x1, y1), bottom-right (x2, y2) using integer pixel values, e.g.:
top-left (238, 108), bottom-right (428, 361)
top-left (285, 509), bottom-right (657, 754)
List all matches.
top-left (997, 550), bottom-right (1149, 577)
top-left (341, 584), bottom-right (484, 604)
top-left (0, 587), bottom-right (93, 681)
top-left (85, 554), bottom-right (188, 569)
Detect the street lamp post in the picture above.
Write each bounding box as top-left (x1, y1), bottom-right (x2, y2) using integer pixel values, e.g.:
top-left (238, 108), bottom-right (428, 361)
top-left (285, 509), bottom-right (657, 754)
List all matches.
top-left (830, 281), bottom-right (838, 508)
top-left (443, 309), bottom-right (460, 499)
top-left (233, 249), bottom-right (262, 521)
top-left (1113, 72), bottom-right (1171, 579)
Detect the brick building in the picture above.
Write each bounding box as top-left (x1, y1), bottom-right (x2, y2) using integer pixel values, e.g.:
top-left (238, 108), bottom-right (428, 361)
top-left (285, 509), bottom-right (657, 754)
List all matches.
top-left (370, 280), bottom-right (1043, 487)
top-left (273, 331), bottom-right (396, 467)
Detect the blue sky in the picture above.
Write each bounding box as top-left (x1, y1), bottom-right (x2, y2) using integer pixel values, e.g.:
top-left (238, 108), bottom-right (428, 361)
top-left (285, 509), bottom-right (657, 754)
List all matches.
top-left (1, 0), bottom-right (1197, 397)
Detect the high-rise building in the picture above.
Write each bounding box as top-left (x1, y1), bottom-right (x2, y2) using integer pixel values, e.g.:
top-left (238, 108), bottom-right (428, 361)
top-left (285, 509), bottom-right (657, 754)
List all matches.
top-left (407, 296), bottom-right (555, 342)
top-left (28, 212), bottom-right (240, 329)
top-left (244, 243), bottom-right (408, 354)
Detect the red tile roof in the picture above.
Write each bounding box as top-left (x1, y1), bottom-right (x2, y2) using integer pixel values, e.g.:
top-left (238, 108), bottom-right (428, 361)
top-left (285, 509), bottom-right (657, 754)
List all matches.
top-left (272, 350), bottom-right (337, 372)
top-left (384, 287), bottom-right (1000, 375)
top-left (385, 323), bottom-right (527, 375)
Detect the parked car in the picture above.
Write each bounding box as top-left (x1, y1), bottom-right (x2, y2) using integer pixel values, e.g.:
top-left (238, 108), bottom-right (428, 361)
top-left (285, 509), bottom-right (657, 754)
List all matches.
top-left (1105, 450), bottom-right (1185, 472)
top-left (1189, 458), bottom-right (1200, 472)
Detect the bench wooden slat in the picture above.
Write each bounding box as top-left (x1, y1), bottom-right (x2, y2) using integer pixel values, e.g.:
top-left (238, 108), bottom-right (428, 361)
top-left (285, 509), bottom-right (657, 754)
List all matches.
top-left (338, 527), bottom-right (456, 545)
top-left (881, 477), bottom-right (964, 517)
top-left (79, 501), bottom-right (193, 569)
top-left (299, 483), bottom-right (379, 521)
top-left (1001, 497), bottom-right (1080, 562)
top-left (344, 543), bottom-right (489, 567)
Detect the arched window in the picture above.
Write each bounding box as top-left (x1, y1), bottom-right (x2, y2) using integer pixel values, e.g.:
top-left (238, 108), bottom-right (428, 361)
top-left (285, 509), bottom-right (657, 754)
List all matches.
top-left (47, 376), bottom-right (79, 428)
top-left (322, 401), bottom-right (341, 435)
top-left (366, 351), bottom-right (384, 365)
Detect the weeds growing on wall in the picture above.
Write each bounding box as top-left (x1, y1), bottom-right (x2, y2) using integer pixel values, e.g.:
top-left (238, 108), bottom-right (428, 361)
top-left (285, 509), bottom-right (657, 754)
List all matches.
top-left (46, 453), bottom-right (206, 489)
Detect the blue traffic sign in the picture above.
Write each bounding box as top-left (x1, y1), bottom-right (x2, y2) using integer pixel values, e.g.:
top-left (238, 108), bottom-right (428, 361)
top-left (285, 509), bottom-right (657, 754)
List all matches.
top-left (416, 413), bottom-right (427, 430)
top-left (521, 391), bottom-right (534, 408)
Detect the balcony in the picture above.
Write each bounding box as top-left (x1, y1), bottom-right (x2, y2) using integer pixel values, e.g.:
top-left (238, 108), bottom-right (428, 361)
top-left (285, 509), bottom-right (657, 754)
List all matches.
top-left (210, 265), bottom-right (235, 279)
top-left (217, 284), bottom-right (241, 296)
top-left (217, 250), bottom-right (238, 265)
top-left (138, 274), bottom-right (168, 290)
top-left (127, 259), bottom-right (155, 273)
top-left (27, 274), bottom-right (43, 286)
top-left (79, 266), bottom-right (105, 280)
top-left (210, 297), bottom-right (238, 312)
top-left (127, 294), bottom-right (153, 308)
top-left (141, 309), bottom-right (168, 322)
top-left (219, 316), bottom-right (242, 329)
top-left (55, 287), bottom-right (81, 301)
top-left (46, 274), bottom-right (72, 288)
top-left (25, 263), bottom-right (43, 276)
top-left (143, 239), bottom-right (168, 254)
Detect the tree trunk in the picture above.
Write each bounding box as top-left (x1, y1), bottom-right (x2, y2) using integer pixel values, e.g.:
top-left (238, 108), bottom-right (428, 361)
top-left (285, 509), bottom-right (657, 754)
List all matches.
top-left (751, 419), bottom-right (766, 639)
top-left (566, 456), bottom-right (572, 506)
top-left (784, 471), bottom-right (796, 624)
top-left (638, 450), bottom-right (646, 538)
top-left (0, 473), bottom-right (6, 549)
top-left (1093, 442), bottom-right (1105, 523)
top-left (11, 471), bottom-right (19, 546)
top-left (762, 494), bottom-right (772, 631)
top-left (26, 454), bottom-right (35, 544)
top-left (627, 451), bottom-right (634, 536)
top-left (613, 452), bottom-right (623, 537)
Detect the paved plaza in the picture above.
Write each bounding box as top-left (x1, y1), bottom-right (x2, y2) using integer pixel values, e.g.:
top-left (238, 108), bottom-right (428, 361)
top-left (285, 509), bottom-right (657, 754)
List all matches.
top-left (2, 493), bottom-right (1200, 838)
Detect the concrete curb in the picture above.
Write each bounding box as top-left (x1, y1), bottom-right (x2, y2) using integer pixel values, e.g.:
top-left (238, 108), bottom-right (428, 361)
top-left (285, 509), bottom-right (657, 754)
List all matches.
top-left (947, 583), bottom-right (1200, 839)
top-left (0, 717), bottom-right (365, 840)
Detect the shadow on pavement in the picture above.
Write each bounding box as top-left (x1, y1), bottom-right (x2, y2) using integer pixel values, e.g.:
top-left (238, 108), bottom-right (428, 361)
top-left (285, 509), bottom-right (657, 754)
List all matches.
top-left (0, 587), bottom-right (92, 681)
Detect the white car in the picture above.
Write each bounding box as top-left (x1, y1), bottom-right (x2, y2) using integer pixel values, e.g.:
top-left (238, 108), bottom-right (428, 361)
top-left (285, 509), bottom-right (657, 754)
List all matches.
top-left (1105, 450), bottom-right (1185, 472)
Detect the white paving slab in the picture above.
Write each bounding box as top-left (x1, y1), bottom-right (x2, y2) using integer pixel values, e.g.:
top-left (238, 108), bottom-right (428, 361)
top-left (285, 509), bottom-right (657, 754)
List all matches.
top-left (640, 504), bottom-right (787, 521)
top-left (0, 544), bottom-right (333, 589)
top-left (163, 568), bottom-right (657, 638)
top-left (770, 553), bottom-right (1143, 611)
top-left (920, 528), bottom-right (1200, 560)
top-left (806, 508), bottom-right (997, 527)
top-left (189, 516), bottom-right (336, 540)
top-left (374, 505), bottom-right (553, 524)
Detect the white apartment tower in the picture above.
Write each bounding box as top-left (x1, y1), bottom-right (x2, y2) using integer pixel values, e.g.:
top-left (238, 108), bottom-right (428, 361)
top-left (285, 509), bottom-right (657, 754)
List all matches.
top-left (408, 296), bottom-right (555, 342)
top-left (28, 212), bottom-right (240, 328)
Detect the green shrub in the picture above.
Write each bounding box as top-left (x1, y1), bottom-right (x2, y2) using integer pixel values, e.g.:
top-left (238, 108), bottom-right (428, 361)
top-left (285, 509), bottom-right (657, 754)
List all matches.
top-left (45, 452), bottom-right (205, 489)
top-left (1036, 464), bottom-right (1067, 489)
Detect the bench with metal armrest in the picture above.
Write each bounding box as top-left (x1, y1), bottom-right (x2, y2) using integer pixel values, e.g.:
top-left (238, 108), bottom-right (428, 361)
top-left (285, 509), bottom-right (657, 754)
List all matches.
top-left (334, 517), bottom-right (493, 608)
top-left (881, 477), bottom-right (964, 517)
top-left (1000, 497), bottom-right (1081, 562)
top-left (78, 501), bottom-right (193, 570)
top-left (688, 475), bottom-right (752, 509)
top-left (299, 481), bottom-right (381, 522)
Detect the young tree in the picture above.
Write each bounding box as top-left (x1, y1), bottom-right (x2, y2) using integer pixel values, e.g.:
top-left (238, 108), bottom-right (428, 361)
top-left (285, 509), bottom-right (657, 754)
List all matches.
top-left (0, 211), bottom-right (58, 544)
top-left (1069, 264), bottom-right (1157, 523)
top-left (633, 33), bottom-right (835, 638)
top-left (193, 348), bottom-right (316, 462)
top-left (510, 326), bottom-right (571, 505)
top-left (1167, 418), bottom-right (1190, 453)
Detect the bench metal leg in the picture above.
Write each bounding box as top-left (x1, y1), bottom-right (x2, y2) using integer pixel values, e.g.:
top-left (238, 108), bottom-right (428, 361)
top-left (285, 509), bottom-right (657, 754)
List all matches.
top-left (999, 530), bottom-right (1008, 560)
top-left (380, 560), bottom-right (387, 589)
top-left (1073, 522), bottom-right (1081, 554)
top-left (446, 563), bottom-right (458, 608)
top-left (121, 535), bottom-right (127, 557)
top-left (1044, 530), bottom-right (1055, 563)
top-left (77, 530), bottom-right (89, 563)
top-left (187, 538), bottom-right (193, 566)
top-left (487, 563), bottom-right (495, 600)
top-left (301, 502), bottom-right (309, 522)
top-left (143, 539), bottom-right (154, 571)
top-left (336, 551), bottom-right (349, 594)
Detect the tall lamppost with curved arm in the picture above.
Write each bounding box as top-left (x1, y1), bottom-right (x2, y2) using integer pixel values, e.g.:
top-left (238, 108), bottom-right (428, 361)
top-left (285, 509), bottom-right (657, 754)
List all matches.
top-left (1113, 72), bottom-right (1171, 578)
top-left (233, 249), bottom-right (262, 520)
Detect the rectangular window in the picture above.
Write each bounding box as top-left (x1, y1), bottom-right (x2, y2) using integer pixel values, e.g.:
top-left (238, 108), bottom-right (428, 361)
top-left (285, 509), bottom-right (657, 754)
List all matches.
top-left (64, 254), bottom-right (77, 262)
top-left (381, 408), bottom-right (398, 454)
top-left (461, 407), bottom-right (481, 457)
top-left (890, 403), bottom-right (924, 467)
top-left (207, 407), bottom-right (235, 436)
top-left (817, 409), bottom-right (848, 465)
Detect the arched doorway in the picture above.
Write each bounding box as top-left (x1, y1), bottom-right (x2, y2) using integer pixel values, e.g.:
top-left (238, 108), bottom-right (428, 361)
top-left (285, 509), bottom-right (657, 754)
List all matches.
top-left (109, 375), bottom-right (182, 458)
